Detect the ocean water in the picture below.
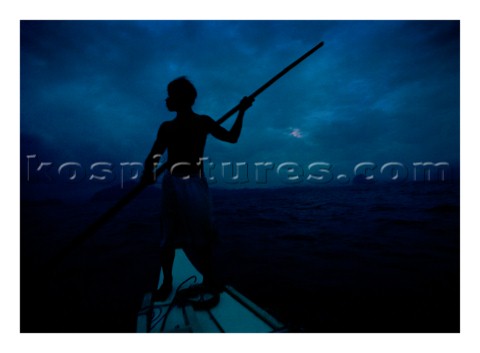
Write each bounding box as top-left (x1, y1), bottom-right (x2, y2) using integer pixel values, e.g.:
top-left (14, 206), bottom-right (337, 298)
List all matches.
top-left (21, 181), bottom-right (460, 333)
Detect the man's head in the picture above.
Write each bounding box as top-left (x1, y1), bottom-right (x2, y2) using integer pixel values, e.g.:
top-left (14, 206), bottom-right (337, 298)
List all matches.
top-left (166, 76), bottom-right (197, 112)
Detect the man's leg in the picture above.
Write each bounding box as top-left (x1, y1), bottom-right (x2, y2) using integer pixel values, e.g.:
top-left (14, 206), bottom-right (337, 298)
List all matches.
top-left (198, 245), bottom-right (214, 286)
top-left (153, 246), bottom-right (175, 301)
top-left (185, 244), bottom-right (220, 291)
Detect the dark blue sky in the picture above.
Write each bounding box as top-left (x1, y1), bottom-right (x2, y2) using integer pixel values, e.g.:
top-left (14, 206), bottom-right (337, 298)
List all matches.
top-left (20, 20), bottom-right (459, 199)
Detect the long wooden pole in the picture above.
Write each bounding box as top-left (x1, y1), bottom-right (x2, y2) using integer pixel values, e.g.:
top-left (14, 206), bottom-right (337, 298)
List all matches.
top-left (45, 40), bottom-right (325, 270)
top-left (216, 41), bottom-right (324, 125)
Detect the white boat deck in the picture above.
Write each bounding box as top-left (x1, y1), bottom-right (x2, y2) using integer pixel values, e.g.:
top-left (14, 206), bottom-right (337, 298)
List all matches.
top-left (137, 249), bottom-right (285, 333)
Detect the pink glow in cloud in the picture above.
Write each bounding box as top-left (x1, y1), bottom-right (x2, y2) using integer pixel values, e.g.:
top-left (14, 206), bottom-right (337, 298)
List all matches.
top-left (289, 128), bottom-right (303, 138)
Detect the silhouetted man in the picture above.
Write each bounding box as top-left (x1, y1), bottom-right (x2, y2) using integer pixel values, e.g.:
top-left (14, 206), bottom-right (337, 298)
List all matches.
top-left (141, 76), bottom-right (253, 300)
